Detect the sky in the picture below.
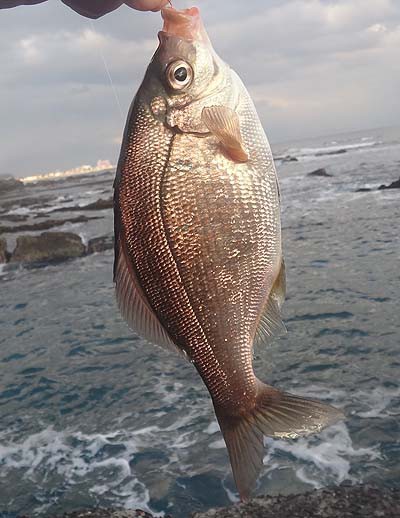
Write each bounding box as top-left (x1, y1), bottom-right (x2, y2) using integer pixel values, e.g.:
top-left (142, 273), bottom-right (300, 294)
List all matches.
top-left (0, 0), bottom-right (399, 177)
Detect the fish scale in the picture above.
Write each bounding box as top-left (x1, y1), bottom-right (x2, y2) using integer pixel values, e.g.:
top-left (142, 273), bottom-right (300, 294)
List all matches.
top-left (114, 5), bottom-right (344, 500)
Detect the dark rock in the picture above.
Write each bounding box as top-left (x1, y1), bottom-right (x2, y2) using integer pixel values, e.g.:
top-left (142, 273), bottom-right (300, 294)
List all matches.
top-left (0, 215), bottom-right (100, 234)
top-left (18, 510), bottom-right (161, 518)
top-left (355, 188), bottom-right (372, 192)
top-left (316, 148), bottom-right (347, 156)
top-left (57, 510), bottom-right (162, 518)
top-left (0, 176), bottom-right (25, 194)
top-left (52, 198), bottom-right (113, 213)
top-left (0, 195), bottom-right (54, 211)
top-left (0, 214), bottom-right (29, 222)
top-left (307, 168), bottom-right (333, 177)
top-left (275, 155), bottom-right (298, 163)
top-left (16, 484), bottom-right (399, 518)
top-left (378, 177), bottom-right (400, 190)
top-left (87, 235), bottom-right (114, 254)
top-left (10, 232), bottom-right (85, 264)
top-left (80, 198), bottom-right (113, 210)
top-left (192, 484), bottom-right (400, 517)
top-left (0, 238), bottom-right (9, 263)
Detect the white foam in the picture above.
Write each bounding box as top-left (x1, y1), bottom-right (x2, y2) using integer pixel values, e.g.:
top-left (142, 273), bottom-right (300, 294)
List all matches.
top-left (204, 421), bottom-right (220, 435)
top-left (263, 421), bottom-right (380, 488)
top-left (356, 386), bottom-right (400, 418)
top-left (0, 427), bottom-right (155, 514)
top-left (287, 140), bottom-right (379, 159)
top-left (5, 206), bottom-right (32, 216)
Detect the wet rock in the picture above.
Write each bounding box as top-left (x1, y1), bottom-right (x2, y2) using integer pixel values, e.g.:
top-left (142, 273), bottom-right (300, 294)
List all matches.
top-left (0, 215), bottom-right (100, 234)
top-left (192, 484), bottom-right (400, 518)
top-left (378, 177), bottom-right (400, 190)
top-left (0, 176), bottom-right (25, 194)
top-left (87, 235), bottom-right (114, 254)
top-left (55, 511), bottom-right (162, 518)
top-left (52, 198), bottom-right (113, 213)
top-left (275, 155), bottom-right (298, 163)
top-left (0, 195), bottom-right (54, 211)
top-left (10, 232), bottom-right (85, 264)
top-left (0, 238), bottom-right (9, 263)
top-left (18, 510), bottom-right (161, 518)
top-left (0, 214), bottom-right (29, 222)
top-left (307, 168), bottom-right (333, 177)
top-left (17, 484), bottom-right (399, 518)
top-left (316, 148), bottom-right (347, 156)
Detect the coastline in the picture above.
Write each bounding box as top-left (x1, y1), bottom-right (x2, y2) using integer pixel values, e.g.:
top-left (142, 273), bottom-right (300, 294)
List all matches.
top-left (18, 485), bottom-right (400, 518)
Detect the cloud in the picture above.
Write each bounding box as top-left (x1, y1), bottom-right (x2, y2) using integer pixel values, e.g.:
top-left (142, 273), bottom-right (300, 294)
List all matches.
top-left (0, 0), bottom-right (399, 177)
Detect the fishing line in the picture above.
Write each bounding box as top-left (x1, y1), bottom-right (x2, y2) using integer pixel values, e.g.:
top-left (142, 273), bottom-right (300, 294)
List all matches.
top-left (89, 20), bottom-right (124, 121)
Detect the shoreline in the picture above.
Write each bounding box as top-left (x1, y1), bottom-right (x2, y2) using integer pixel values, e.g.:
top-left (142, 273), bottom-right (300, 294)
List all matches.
top-left (18, 484), bottom-right (400, 518)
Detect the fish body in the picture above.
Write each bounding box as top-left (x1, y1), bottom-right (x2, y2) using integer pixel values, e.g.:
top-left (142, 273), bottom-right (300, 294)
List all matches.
top-left (114, 6), bottom-right (343, 498)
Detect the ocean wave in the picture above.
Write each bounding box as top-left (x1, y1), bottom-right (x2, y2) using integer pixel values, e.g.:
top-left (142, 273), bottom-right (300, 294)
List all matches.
top-left (275, 140), bottom-right (381, 162)
top-left (264, 421), bottom-right (380, 489)
top-left (356, 386), bottom-right (400, 418)
top-left (0, 427), bottom-right (159, 516)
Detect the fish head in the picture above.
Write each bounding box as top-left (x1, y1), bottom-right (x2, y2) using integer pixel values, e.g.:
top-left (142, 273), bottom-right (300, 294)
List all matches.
top-left (141, 6), bottom-right (237, 133)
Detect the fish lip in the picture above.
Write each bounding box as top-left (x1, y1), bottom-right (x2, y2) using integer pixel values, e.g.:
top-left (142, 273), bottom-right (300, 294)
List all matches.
top-left (160, 6), bottom-right (208, 43)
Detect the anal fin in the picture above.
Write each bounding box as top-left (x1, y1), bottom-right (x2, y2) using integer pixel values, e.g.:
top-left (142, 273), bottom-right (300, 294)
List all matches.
top-left (255, 258), bottom-right (287, 346)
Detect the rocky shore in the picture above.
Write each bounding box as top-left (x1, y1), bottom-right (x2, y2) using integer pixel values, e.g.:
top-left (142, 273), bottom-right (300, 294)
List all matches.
top-left (21, 485), bottom-right (399, 518)
top-left (0, 232), bottom-right (114, 265)
top-left (1, 171), bottom-right (398, 269)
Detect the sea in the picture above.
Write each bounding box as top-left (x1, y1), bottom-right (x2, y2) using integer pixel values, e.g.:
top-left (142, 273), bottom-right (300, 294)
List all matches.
top-left (0, 126), bottom-right (399, 517)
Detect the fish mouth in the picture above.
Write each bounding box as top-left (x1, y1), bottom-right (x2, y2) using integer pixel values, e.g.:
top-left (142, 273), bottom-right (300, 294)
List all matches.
top-left (160, 6), bottom-right (208, 43)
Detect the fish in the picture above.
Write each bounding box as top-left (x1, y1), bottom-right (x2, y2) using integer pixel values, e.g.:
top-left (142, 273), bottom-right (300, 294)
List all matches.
top-left (113, 5), bottom-right (344, 499)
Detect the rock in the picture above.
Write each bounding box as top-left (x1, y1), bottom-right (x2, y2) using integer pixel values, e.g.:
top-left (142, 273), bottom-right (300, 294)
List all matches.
top-left (82, 198), bottom-right (113, 210)
top-left (0, 195), bottom-right (54, 212)
top-left (0, 238), bottom-right (9, 263)
top-left (0, 176), bottom-right (25, 194)
top-left (307, 168), bottom-right (333, 177)
top-left (54, 510), bottom-right (163, 518)
top-left (16, 484), bottom-right (399, 518)
top-left (275, 155), bottom-right (298, 163)
top-left (316, 148), bottom-right (347, 156)
top-left (378, 177), bottom-right (400, 190)
top-left (52, 198), bottom-right (113, 213)
top-left (18, 510), bottom-right (161, 518)
top-left (0, 215), bottom-right (100, 234)
top-left (10, 232), bottom-right (85, 264)
top-left (0, 214), bottom-right (29, 222)
top-left (192, 484), bottom-right (400, 518)
top-left (355, 188), bottom-right (372, 192)
top-left (87, 235), bottom-right (114, 254)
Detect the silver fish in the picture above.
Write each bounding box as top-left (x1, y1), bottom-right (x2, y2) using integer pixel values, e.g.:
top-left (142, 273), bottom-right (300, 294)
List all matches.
top-left (113, 6), bottom-right (344, 499)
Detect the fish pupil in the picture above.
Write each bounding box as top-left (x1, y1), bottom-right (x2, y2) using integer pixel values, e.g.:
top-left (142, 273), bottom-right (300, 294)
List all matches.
top-left (174, 67), bottom-right (188, 82)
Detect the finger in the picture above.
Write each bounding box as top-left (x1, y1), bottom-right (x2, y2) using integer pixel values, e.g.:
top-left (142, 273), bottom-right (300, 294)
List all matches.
top-left (62, 0), bottom-right (123, 18)
top-left (125, 0), bottom-right (170, 12)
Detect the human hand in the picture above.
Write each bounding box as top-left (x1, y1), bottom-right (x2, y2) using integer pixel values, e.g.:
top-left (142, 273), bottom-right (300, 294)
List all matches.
top-left (0, 0), bottom-right (171, 18)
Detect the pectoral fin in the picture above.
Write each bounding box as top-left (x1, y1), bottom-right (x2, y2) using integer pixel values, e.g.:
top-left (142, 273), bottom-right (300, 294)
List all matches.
top-left (202, 106), bottom-right (249, 163)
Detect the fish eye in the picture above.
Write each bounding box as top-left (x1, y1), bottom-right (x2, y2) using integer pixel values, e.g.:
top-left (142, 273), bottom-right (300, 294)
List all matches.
top-left (166, 60), bottom-right (193, 91)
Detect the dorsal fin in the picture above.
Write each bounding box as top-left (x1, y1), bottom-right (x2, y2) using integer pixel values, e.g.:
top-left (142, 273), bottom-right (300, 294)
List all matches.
top-left (254, 258), bottom-right (287, 347)
top-left (114, 236), bottom-right (185, 357)
top-left (201, 105), bottom-right (249, 163)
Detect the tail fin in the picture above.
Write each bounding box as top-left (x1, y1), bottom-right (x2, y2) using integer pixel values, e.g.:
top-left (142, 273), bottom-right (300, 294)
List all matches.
top-left (215, 381), bottom-right (344, 500)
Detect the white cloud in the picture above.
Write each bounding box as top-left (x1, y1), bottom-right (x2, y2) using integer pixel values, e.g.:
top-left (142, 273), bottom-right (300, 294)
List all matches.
top-left (0, 0), bottom-right (399, 176)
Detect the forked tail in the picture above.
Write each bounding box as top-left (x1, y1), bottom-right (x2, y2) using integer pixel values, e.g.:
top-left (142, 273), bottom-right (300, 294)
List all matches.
top-left (214, 380), bottom-right (344, 500)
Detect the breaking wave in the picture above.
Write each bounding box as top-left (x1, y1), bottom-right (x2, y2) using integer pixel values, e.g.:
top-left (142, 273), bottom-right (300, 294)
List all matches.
top-left (275, 139), bottom-right (381, 162)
